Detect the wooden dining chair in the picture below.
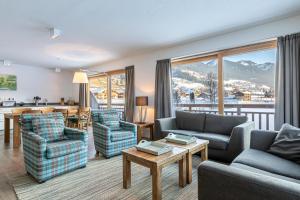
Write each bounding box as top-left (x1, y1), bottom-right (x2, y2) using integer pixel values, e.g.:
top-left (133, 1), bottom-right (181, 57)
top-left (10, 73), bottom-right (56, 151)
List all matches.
top-left (40, 107), bottom-right (54, 114)
top-left (66, 108), bottom-right (79, 128)
top-left (53, 108), bottom-right (69, 125)
top-left (78, 107), bottom-right (91, 130)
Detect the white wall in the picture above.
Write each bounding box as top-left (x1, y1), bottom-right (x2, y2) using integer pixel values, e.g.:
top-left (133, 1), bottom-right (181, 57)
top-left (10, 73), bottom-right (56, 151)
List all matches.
top-left (0, 64), bottom-right (78, 103)
top-left (90, 14), bottom-right (300, 121)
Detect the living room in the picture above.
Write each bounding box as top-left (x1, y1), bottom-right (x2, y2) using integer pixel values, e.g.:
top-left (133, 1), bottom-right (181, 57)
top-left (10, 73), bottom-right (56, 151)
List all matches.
top-left (0, 1), bottom-right (300, 200)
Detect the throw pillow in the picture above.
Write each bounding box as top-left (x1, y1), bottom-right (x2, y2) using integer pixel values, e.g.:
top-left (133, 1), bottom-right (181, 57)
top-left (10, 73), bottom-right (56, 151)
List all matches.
top-left (104, 121), bottom-right (121, 131)
top-left (32, 118), bottom-right (65, 142)
top-left (268, 123), bottom-right (300, 164)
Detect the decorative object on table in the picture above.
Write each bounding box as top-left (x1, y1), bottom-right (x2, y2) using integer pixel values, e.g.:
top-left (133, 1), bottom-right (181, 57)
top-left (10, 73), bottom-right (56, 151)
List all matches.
top-left (60, 97), bottom-right (65, 105)
top-left (44, 98), bottom-right (48, 106)
top-left (135, 140), bottom-right (173, 155)
top-left (0, 74), bottom-right (17, 90)
top-left (135, 122), bottom-right (154, 142)
top-left (136, 96), bottom-right (148, 124)
top-left (67, 97), bottom-right (75, 105)
top-left (20, 112), bottom-right (88, 183)
top-left (165, 133), bottom-right (197, 145)
top-left (33, 96), bottom-right (41, 106)
top-left (19, 102), bottom-right (25, 106)
top-left (91, 109), bottom-right (137, 158)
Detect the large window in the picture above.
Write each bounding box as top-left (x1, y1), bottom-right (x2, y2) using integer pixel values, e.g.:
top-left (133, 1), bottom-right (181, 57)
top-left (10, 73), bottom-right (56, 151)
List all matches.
top-left (172, 57), bottom-right (218, 111)
top-left (89, 70), bottom-right (125, 110)
top-left (171, 41), bottom-right (277, 130)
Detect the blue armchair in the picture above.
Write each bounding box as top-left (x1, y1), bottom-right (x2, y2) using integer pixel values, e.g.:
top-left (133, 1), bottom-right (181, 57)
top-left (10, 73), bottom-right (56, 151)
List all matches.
top-left (21, 113), bottom-right (88, 183)
top-left (91, 110), bottom-right (137, 158)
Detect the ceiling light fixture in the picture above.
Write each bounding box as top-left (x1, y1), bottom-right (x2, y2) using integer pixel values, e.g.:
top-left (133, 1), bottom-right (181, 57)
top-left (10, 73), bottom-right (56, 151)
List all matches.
top-left (50, 28), bottom-right (62, 39)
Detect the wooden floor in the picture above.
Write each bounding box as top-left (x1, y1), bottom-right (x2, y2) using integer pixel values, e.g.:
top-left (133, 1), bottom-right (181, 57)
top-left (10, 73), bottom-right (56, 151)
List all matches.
top-left (0, 128), bottom-right (98, 200)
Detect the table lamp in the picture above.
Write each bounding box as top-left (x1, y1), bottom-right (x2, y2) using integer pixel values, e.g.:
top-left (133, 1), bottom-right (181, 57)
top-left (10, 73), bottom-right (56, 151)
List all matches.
top-left (136, 96), bottom-right (148, 124)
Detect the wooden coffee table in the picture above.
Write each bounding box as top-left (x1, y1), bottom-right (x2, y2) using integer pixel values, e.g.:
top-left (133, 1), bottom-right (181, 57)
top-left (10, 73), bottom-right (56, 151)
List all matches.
top-left (158, 138), bottom-right (209, 184)
top-left (122, 146), bottom-right (188, 200)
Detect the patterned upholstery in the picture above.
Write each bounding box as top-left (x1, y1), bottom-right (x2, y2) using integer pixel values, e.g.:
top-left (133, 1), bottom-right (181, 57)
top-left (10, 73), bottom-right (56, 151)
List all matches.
top-left (32, 118), bottom-right (65, 142)
top-left (21, 113), bottom-right (88, 183)
top-left (92, 110), bottom-right (137, 158)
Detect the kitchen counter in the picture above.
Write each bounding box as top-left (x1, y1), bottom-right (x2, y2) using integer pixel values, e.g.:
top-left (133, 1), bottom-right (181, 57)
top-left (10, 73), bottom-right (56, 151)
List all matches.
top-left (0, 103), bottom-right (78, 108)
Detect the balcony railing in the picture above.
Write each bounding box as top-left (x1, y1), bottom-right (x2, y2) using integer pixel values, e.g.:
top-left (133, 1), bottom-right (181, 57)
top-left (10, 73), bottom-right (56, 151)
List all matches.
top-left (175, 103), bottom-right (275, 130)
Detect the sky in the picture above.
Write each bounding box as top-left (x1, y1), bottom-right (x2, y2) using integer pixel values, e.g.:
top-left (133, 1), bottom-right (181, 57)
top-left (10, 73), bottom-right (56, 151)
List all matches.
top-left (225, 48), bottom-right (276, 64)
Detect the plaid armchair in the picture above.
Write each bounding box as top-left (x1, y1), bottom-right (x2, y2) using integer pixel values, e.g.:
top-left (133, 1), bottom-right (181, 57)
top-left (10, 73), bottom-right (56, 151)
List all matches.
top-left (91, 109), bottom-right (137, 158)
top-left (21, 113), bottom-right (88, 183)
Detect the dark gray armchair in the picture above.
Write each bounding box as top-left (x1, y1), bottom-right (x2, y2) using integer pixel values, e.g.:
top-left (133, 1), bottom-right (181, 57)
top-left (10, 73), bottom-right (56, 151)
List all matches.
top-left (198, 130), bottom-right (300, 200)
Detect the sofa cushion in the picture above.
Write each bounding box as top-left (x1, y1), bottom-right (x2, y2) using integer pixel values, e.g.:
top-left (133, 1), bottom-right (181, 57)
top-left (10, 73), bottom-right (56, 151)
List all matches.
top-left (162, 129), bottom-right (229, 150)
top-left (233, 149), bottom-right (300, 180)
top-left (268, 123), bottom-right (300, 164)
top-left (32, 118), bottom-right (65, 142)
top-left (111, 131), bottom-right (135, 142)
top-left (204, 114), bottom-right (247, 135)
top-left (175, 111), bottom-right (206, 132)
top-left (46, 140), bottom-right (84, 159)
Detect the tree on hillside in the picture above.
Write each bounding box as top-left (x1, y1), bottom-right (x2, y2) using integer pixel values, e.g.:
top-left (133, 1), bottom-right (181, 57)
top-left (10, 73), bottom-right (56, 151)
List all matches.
top-left (204, 72), bottom-right (218, 104)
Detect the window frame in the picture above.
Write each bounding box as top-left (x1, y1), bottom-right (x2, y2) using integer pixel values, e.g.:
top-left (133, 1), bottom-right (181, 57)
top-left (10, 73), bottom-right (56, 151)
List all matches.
top-left (171, 40), bottom-right (277, 114)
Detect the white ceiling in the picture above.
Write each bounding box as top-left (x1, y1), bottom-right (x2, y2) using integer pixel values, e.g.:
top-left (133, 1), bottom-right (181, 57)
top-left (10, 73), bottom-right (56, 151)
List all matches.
top-left (0, 0), bottom-right (300, 69)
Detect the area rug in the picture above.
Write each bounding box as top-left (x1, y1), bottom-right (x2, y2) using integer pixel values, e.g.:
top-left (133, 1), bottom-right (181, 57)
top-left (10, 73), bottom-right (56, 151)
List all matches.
top-left (11, 156), bottom-right (201, 200)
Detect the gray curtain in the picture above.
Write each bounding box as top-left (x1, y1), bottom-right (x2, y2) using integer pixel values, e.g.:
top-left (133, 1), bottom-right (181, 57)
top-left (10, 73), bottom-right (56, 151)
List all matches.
top-left (154, 59), bottom-right (173, 119)
top-left (125, 66), bottom-right (135, 122)
top-left (275, 33), bottom-right (300, 130)
top-left (79, 83), bottom-right (89, 108)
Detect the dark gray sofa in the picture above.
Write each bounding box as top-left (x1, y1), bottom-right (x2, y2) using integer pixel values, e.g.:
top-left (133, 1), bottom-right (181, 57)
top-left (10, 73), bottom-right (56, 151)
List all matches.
top-left (155, 111), bottom-right (254, 162)
top-left (198, 130), bottom-right (300, 200)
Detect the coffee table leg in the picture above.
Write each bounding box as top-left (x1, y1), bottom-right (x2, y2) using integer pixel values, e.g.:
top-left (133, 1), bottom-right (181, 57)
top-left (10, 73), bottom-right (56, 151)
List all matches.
top-left (201, 145), bottom-right (208, 161)
top-left (186, 153), bottom-right (192, 184)
top-left (123, 155), bottom-right (131, 189)
top-left (152, 166), bottom-right (161, 200)
top-left (179, 156), bottom-right (186, 187)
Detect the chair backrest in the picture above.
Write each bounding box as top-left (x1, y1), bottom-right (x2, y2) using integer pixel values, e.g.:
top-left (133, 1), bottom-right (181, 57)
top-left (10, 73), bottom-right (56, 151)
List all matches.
top-left (20, 112), bottom-right (65, 133)
top-left (79, 107), bottom-right (91, 120)
top-left (40, 107), bottom-right (54, 114)
top-left (22, 110), bottom-right (42, 114)
top-left (91, 109), bottom-right (121, 124)
top-left (67, 108), bottom-right (79, 117)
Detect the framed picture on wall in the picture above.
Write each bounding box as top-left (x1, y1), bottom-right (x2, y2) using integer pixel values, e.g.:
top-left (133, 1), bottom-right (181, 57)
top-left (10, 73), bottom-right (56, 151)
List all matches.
top-left (0, 74), bottom-right (17, 90)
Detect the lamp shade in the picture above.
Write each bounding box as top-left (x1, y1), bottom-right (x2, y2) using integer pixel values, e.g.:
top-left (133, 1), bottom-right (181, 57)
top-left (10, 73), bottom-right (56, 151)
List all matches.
top-left (136, 96), bottom-right (148, 106)
top-left (73, 71), bottom-right (88, 83)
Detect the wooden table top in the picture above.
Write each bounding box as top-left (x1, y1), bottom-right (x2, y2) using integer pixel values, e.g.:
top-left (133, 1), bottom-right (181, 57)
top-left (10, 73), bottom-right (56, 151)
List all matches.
top-left (122, 146), bottom-right (187, 166)
top-left (134, 122), bottom-right (154, 127)
top-left (157, 138), bottom-right (209, 151)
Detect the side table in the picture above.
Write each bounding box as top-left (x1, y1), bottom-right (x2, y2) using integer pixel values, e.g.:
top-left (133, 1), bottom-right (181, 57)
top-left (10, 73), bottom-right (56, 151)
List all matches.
top-left (134, 122), bottom-right (154, 143)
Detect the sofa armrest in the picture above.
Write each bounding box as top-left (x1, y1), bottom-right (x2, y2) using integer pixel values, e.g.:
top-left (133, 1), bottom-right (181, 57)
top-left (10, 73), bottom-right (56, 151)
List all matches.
top-left (120, 121), bottom-right (137, 134)
top-left (198, 161), bottom-right (300, 200)
top-left (64, 127), bottom-right (88, 144)
top-left (250, 130), bottom-right (278, 151)
top-left (155, 117), bottom-right (177, 131)
top-left (227, 121), bottom-right (255, 159)
top-left (22, 132), bottom-right (47, 157)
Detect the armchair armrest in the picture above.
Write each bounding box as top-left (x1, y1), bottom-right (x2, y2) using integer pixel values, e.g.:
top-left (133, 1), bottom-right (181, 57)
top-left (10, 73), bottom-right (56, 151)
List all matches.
top-left (22, 132), bottom-right (47, 157)
top-left (120, 121), bottom-right (137, 133)
top-left (227, 121), bottom-right (255, 160)
top-left (250, 130), bottom-right (278, 151)
top-left (198, 161), bottom-right (300, 200)
top-left (92, 122), bottom-right (111, 141)
top-left (64, 127), bottom-right (88, 144)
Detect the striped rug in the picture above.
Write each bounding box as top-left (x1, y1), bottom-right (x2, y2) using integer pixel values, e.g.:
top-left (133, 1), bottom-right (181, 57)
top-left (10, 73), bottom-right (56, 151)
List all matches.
top-left (12, 156), bottom-right (200, 200)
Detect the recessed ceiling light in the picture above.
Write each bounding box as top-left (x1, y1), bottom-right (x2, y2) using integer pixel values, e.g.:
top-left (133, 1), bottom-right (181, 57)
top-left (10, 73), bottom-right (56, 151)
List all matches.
top-left (50, 28), bottom-right (62, 39)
